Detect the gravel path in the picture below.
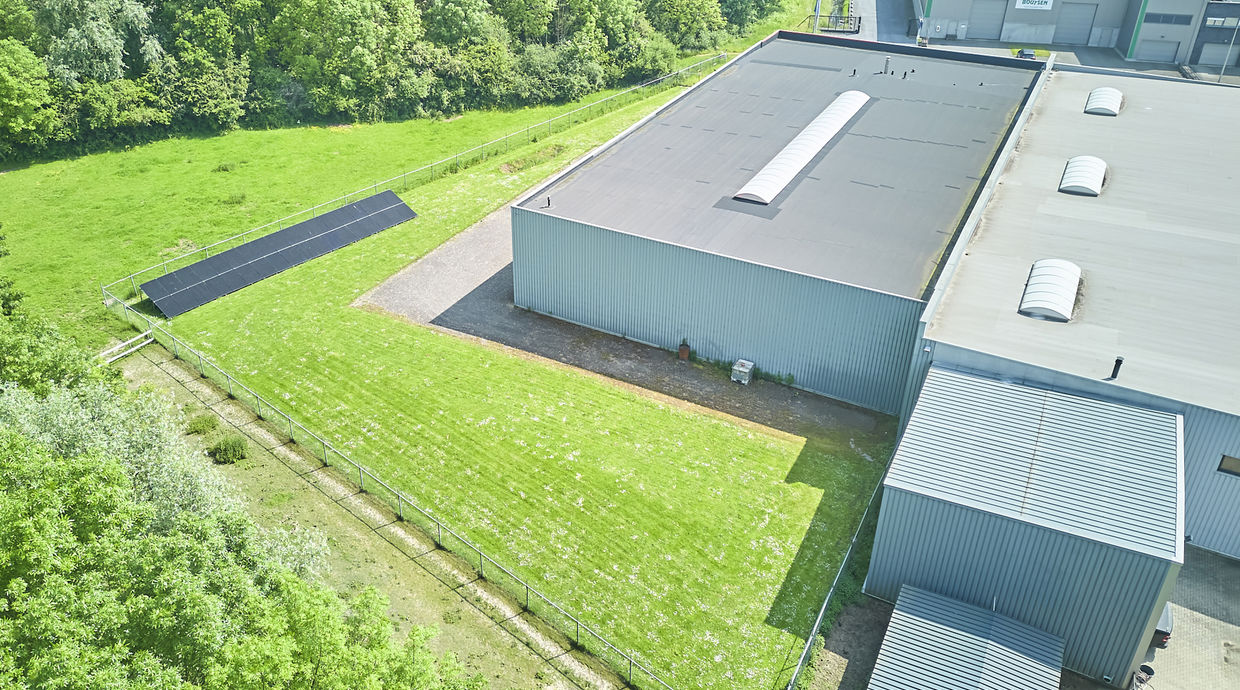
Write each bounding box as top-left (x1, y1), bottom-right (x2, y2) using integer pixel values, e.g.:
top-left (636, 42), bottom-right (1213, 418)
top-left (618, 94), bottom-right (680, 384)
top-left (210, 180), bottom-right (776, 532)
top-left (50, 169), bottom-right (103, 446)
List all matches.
top-left (358, 203), bottom-right (886, 438)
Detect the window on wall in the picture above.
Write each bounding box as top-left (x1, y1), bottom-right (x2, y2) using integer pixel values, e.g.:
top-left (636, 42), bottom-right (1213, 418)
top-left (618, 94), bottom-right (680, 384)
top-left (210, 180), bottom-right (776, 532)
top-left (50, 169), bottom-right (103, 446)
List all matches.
top-left (1205, 16), bottom-right (1240, 27)
top-left (1220, 455), bottom-right (1240, 477)
top-left (1144, 13), bottom-right (1194, 25)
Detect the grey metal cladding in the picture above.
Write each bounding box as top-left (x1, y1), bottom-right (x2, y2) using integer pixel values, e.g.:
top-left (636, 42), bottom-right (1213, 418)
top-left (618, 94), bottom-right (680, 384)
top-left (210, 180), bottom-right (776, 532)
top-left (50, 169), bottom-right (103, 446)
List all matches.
top-left (927, 343), bottom-right (1240, 559)
top-left (865, 489), bottom-right (1176, 683)
top-left (1184, 407), bottom-right (1240, 556)
top-left (512, 207), bottom-right (923, 414)
top-left (888, 367), bottom-right (1182, 560)
top-left (868, 585), bottom-right (1063, 690)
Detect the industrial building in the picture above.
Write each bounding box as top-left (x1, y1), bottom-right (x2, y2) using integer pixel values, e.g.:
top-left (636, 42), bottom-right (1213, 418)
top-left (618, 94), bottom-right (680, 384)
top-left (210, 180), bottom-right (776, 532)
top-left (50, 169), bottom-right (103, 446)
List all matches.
top-left (914, 0), bottom-right (1208, 63)
top-left (916, 68), bottom-right (1240, 560)
top-left (865, 367), bottom-right (1183, 684)
top-left (513, 36), bottom-right (1039, 414)
top-left (509, 31), bottom-right (1239, 689)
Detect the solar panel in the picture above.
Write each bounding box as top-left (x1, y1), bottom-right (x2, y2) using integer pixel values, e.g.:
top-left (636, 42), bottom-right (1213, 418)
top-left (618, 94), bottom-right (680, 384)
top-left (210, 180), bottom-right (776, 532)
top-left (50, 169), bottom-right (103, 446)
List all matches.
top-left (142, 191), bottom-right (415, 318)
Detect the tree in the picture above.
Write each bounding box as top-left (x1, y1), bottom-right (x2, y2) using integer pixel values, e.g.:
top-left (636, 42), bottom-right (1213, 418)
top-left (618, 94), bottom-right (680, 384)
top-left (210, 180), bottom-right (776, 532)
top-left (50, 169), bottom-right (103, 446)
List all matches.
top-left (0, 228), bottom-right (22, 316)
top-left (0, 39), bottom-right (57, 152)
top-left (493, 0), bottom-right (554, 42)
top-left (645, 0), bottom-right (726, 49)
top-left (27, 0), bottom-right (165, 85)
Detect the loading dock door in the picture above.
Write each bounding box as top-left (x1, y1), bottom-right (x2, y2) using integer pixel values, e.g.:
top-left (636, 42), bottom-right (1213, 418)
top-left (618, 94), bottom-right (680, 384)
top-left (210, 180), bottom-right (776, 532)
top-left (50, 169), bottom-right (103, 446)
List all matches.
top-left (1136, 39), bottom-right (1180, 62)
top-left (966, 0), bottom-right (1007, 40)
top-left (1199, 42), bottom-right (1240, 66)
top-left (1053, 3), bottom-right (1097, 45)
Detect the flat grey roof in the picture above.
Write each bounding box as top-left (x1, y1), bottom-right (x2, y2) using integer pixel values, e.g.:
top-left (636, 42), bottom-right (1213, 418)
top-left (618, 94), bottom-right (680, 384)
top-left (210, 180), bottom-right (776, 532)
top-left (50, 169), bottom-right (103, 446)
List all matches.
top-left (868, 585), bottom-right (1064, 690)
top-left (888, 367), bottom-right (1183, 561)
top-left (927, 69), bottom-right (1240, 416)
top-left (522, 37), bottom-right (1036, 298)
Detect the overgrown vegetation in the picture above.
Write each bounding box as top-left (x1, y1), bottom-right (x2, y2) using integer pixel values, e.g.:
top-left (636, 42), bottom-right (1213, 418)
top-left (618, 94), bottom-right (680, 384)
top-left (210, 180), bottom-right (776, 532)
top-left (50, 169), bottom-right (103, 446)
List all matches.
top-left (209, 433), bottom-right (248, 463)
top-left (186, 411), bottom-right (219, 434)
top-left (0, 238), bottom-right (484, 689)
top-left (0, 0), bottom-right (788, 160)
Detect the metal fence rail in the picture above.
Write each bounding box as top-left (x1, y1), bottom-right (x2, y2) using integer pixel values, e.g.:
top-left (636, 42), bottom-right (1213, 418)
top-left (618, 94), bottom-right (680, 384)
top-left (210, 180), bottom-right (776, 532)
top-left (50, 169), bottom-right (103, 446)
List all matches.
top-left (782, 475), bottom-right (885, 689)
top-left (102, 53), bottom-right (727, 303)
top-left (91, 59), bottom-right (748, 689)
top-left (102, 287), bottom-right (675, 689)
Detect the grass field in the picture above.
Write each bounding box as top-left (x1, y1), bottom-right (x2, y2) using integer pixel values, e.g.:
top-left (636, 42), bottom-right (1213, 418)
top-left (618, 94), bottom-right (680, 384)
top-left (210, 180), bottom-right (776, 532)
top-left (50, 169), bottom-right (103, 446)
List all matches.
top-left (0, 6), bottom-right (890, 686)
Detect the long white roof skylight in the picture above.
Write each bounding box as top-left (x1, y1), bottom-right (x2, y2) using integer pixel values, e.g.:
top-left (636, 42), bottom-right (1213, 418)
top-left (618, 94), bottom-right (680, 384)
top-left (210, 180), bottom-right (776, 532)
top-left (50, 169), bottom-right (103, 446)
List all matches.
top-left (1084, 87), bottom-right (1123, 116)
top-left (734, 90), bottom-right (870, 205)
top-left (1018, 258), bottom-right (1082, 322)
top-left (1059, 156), bottom-right (1107, 196)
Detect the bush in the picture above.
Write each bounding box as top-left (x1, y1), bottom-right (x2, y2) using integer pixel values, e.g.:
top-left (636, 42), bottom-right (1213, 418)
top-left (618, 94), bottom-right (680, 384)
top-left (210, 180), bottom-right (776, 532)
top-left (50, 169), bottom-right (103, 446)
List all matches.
top-left (185, 413), bottom-right (218, 435)
top-left (209, 434), bottom-right (247, 464)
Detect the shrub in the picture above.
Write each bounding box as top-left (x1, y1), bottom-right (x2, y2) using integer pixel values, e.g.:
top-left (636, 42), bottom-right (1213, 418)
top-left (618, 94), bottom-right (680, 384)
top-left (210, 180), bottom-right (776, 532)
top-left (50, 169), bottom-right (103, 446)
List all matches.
top-left (209, 434), bottom-right (247, 464)
top-left (185, 413), bottom-right (218, 435)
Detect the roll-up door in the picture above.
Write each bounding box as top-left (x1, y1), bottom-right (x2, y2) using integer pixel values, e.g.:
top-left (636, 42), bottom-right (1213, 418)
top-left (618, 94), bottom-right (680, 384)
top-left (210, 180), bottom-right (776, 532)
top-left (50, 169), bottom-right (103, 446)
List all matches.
top-left (1053, 3), bottom-right (1097, 45)
top-left (966, 0), bottom-right (1008, 40)
top-left (1136, 39), bottom-right (1180, 62)
top-left (1199, 42), bottom-right (1240, 66)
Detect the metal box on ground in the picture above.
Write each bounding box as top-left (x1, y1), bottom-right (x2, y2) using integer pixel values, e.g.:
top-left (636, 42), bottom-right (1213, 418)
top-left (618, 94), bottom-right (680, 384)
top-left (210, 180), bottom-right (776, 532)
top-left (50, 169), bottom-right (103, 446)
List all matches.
top-left (731, 359), bottom-right (754, 385)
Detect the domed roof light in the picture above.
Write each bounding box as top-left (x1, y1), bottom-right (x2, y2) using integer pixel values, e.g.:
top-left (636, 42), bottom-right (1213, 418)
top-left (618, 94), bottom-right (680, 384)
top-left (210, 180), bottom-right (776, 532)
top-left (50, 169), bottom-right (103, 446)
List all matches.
top-left (734, 90), bottom-right (870, 205)
top-left (1084, 87), bottom-right (1123, 116)
top-left (1059, 156), bottom-right (1107, 196)
top-left (1018, 259), bottom-right (1082, 322)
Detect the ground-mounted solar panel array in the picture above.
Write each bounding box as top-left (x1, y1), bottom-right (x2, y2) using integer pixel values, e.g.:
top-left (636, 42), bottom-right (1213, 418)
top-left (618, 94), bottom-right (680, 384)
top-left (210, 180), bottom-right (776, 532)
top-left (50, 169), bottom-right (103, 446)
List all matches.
top-left (142, 190), bottom-right (416, 318)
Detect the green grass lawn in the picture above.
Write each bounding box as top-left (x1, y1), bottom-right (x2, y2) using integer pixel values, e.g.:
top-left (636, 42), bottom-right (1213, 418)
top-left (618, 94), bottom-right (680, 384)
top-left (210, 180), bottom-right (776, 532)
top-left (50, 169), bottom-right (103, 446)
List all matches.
top-left (0, 13), bottom-right (891, 687)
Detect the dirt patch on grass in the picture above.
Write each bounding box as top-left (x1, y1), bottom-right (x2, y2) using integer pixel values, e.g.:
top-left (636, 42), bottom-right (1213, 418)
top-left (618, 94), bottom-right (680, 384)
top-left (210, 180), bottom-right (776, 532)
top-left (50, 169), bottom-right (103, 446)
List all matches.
top-left (808, 597), bottom-right (893, 690)
top-left (118, 345), bottom-right (622, 690)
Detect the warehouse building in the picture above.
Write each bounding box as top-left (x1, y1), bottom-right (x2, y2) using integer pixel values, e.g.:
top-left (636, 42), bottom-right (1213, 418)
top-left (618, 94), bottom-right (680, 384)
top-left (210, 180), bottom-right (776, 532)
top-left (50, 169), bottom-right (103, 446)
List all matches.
top-left (916, 68), bottom-right (1240, 560)
top-left (512, 35), bottom-right (1040, 414)
top-left (865, 367), bottom-right (1184, 686)
top-left (916, 0), bottom-right (1207, 63)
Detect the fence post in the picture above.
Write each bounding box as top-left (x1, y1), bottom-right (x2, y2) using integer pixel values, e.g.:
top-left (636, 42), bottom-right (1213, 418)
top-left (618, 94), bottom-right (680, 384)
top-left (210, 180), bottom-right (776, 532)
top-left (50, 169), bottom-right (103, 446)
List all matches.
top-left (629, 659), bottom-right (633, 684)
top-left (197, 352), bottom-right (204, 375)
top-left (436, 522), bottom-right (441, 545)
top-left (227, 376), bottom-right (233, 398)
top-left (525, 584), bottom-right (529, 610)
top-left (129, 276), bottom-right (138, 297)
top-left (397, 494), bottom-right (403, 521)
top-left (287, 415), bottom-right (294, 440)
top-left (478, 550), bottom-right (484, 579)
top-left (576, 620), bottom-right (580, 646)
top-left (358, 465), bottom-right (364, 490)
top-left (321, 439), bottom-right (327, 463)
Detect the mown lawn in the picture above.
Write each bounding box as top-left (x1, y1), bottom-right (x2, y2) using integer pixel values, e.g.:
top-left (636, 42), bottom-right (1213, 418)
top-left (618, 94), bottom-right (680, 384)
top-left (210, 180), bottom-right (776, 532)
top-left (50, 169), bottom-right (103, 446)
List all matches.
top-left (0, 16), bottom-right (891, 686)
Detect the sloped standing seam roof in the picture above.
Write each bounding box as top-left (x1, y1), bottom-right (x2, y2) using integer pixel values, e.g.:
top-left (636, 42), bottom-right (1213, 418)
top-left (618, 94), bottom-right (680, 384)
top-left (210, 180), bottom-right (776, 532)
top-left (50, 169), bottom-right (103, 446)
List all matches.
top-left (887, 367), bottom-right (1183, 561)
top-left (1058, 155), bottom-right (1107, 196)
top-left (734, 90), bottom-right (870, 204)
top-left (1084, 86), bottom-right (1123, 116)
top-left (869, 586), bottom-right (1064, 690)
top-left (1018, 258), bottom-right (1081, 322)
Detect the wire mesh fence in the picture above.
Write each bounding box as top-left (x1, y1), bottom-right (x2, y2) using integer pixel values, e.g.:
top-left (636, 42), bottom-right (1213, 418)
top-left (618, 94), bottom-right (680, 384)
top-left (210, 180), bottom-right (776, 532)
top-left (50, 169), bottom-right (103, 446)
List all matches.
top-left (102, 53), bottom-right (727, 303)
top-left (781, 478), bottom-right (886, 690)
top-left (101, 285), bottom-right (677, 690)
top-left (92, 54), bottom-right (754, 689)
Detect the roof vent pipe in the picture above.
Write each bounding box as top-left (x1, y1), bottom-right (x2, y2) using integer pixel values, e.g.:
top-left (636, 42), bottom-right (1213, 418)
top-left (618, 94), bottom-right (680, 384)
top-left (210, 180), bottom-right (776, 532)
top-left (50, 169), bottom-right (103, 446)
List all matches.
top-left (884, 56), bottom-right (891, 74)
top-left (1110, 356), bottom-right (1124, 379)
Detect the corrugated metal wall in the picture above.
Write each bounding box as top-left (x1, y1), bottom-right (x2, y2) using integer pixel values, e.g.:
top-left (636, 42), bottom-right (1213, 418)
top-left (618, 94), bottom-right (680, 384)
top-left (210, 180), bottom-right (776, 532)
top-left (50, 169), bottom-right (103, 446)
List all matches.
top-left (865, 489), bottom-right (1177, 685)
top-left (1184, 407), bottom-right (1240, 557)
top-left (930, 343), bottom-right (1240, 559)
top-left (512, 208), bottom-right (924, 414)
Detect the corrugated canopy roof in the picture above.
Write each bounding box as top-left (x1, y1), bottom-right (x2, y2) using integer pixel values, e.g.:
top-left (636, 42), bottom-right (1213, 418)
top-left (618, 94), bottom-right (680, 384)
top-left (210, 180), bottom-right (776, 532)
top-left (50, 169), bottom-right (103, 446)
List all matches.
top-left (868, 585), bottom-right (1065, 690)
top-left (888, 367), bottom-right (1183, 561)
